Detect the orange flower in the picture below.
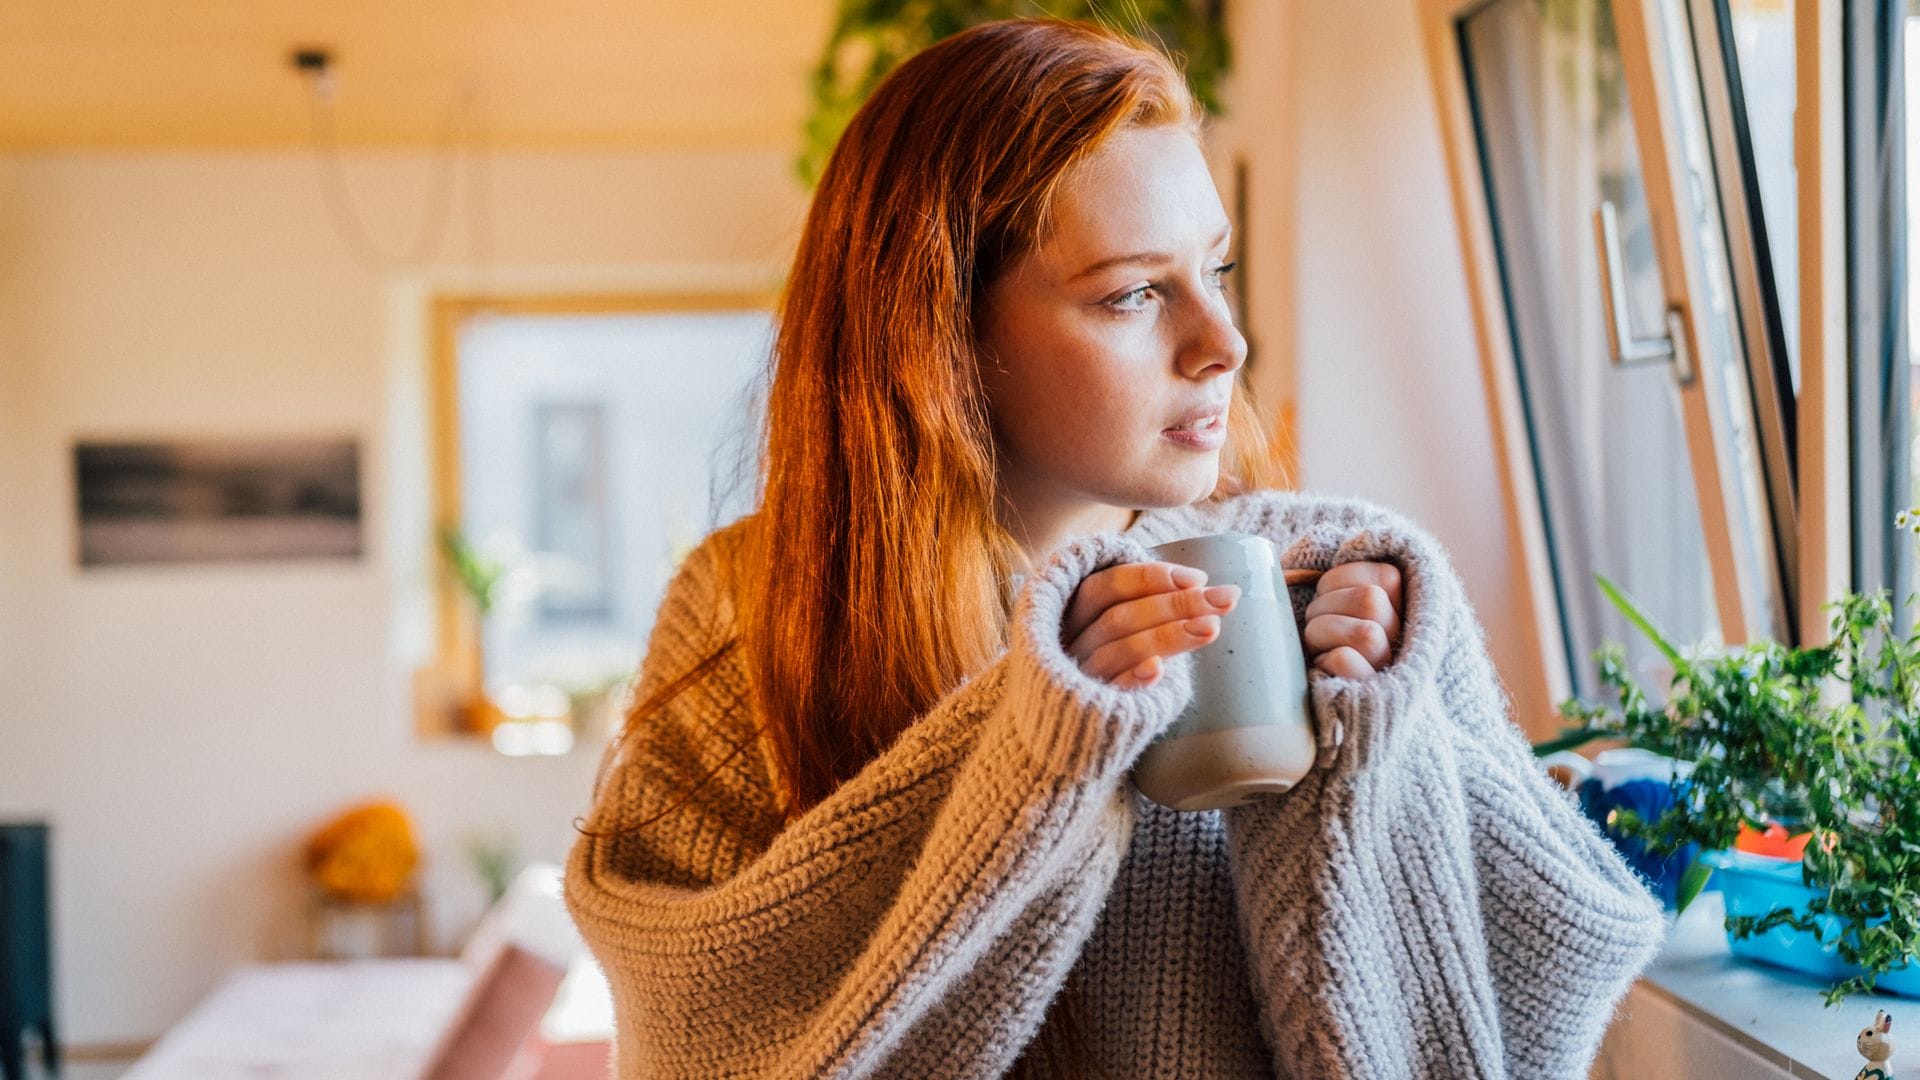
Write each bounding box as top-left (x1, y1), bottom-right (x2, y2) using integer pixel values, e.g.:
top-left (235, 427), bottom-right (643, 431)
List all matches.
top-left (305, 800), bottom-right (420, 904)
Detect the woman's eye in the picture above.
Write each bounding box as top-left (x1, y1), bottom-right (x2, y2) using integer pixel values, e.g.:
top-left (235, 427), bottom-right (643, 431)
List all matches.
top-left (1105, 262), bottom-right (1236, 313)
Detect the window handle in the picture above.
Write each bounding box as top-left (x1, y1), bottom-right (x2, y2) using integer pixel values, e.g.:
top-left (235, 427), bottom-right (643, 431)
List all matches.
top-left (1592, 200), bottom-right (1696, 386)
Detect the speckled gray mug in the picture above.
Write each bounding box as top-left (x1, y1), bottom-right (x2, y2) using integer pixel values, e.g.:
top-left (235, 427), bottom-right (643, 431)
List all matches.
top-left (1131, 532), bottom-right (1317, 811)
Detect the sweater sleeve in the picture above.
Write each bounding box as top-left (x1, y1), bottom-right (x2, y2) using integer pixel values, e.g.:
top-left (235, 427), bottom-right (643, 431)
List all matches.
top-left (563, 525), bottom-right (1195, 1080)
top-left (1437, 583), bottom-right (1669, 1077)
top-left (1218, 494), bottom-right (1665, 1079)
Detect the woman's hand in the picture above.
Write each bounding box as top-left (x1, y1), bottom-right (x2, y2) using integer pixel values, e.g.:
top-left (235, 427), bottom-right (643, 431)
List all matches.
top-left (1062, 562), bottom-right (1241, 690)
top-left (1301, 560), bottom-right (1403, 679)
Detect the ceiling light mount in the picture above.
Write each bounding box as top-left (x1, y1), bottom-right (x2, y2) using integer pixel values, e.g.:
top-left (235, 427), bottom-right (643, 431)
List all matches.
top-left (291, 47), bottom-right (336, 101)
top-left (291, 48), bottom-right (331, 74)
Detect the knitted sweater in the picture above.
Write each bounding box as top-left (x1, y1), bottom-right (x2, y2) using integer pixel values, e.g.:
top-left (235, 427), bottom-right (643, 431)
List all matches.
top-left (563, 489), bottom-right (1668, 1078)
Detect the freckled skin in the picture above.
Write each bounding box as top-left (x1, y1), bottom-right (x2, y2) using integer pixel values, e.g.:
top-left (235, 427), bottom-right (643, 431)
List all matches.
top-left (975, 125), bottom-right (1244, 555)
top-left (979, 125), bottom-right (1404, 683)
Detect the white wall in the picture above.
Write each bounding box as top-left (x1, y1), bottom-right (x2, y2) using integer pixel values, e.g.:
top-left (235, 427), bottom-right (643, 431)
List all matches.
top-left (1, 253), bottom-right (26, 766)
top-left (1242, 0), bottom-right (1553, 731)
top-left (0, 148), bottom-right (809, 1043)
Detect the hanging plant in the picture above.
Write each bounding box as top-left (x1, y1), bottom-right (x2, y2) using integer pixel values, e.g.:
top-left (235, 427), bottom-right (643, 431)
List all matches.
top-left (799, 0), bottom-right (1230, 185)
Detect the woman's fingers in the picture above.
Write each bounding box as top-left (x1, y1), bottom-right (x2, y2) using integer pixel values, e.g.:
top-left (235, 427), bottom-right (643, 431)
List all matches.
top-left (1302, 613), bottom-right (1393, 671)
top-left (1110, 654), bottom-right (1161, 691)
top-left (1301, 561), bottom-right (1405, 678)
top-left (1061, 561), bottom-right (1205, 646)
top-left (1303, 584), bottom-right (1400, 649)
top-left (1062, 561), bottom-right (1229, 688)
top-left (1315, 560), bottom-right (1402, 605)
top-left (1062, 557), bottom-right (1406, 687)
top-left (1068, 582), bottom-right (1240, 665)
top-left (1311, 645), bottom-right (1374, 679)
top-left (1080, 612), bottom-right (1223, 684)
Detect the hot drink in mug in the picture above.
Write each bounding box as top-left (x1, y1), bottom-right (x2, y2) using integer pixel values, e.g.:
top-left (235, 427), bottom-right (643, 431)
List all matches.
top-left (1131, 532), bottom-right (1318, 811)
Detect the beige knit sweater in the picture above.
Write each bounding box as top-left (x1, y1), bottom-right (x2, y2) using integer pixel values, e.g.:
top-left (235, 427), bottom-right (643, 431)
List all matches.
top-left (563, 489), bottom-right (1667, 1078)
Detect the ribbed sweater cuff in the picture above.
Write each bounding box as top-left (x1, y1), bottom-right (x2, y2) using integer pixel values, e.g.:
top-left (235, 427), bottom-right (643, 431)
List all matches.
top-left (1004, 532), bottom-right (1194, 777)
top-left (1456, 736), bottom-right (1667, 1074)
top-left (1283, 521), bottom-right (1454, 774)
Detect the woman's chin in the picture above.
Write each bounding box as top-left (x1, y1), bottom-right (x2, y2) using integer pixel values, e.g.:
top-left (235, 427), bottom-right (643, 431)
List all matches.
top-left (1127, 461), bottom-right (1221, 509)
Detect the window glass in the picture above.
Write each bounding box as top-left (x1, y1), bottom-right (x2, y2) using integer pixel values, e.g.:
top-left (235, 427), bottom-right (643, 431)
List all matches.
top-left (1898, 8), bottom-right (1920, 625)
top-left (1724, 0), bottom-right (1800, 392)
top-left (456, 310), bottom-right (769, 738)
top-left (1462, 0), bottom-right (1719, 698)
top-left (1656, 0), bottom-right (1791, 644)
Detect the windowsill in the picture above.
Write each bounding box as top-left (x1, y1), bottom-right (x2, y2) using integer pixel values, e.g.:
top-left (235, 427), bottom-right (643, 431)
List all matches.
top-left (1639, 889), bottom-right (1917, 1077)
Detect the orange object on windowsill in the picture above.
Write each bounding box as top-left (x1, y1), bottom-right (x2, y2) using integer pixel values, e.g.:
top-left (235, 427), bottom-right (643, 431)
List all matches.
top-left (1734, 822), bottom-right (1810, 860)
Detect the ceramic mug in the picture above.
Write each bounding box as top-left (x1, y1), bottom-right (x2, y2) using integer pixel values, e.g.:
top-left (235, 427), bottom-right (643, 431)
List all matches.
top-left (1130, 532), bottom-right (1317, 811)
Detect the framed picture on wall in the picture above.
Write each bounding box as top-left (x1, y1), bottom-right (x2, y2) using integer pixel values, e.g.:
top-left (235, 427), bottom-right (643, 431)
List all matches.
top-left (73, 437), bottom-right (363, 566)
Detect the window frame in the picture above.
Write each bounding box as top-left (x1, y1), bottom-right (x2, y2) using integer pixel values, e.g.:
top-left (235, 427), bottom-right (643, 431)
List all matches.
top-left (1612, 0), bottom-right (1795, 647)
top-left (1418, 0), bottom-right (1577, 730)
top-left (1798, 0), bottom-right (1854, 648)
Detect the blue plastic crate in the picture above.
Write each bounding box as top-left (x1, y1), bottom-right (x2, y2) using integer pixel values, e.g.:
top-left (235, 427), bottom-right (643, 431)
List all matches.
top-left (1699, 848), bottom-right (1920, 997)
top-left (1576, 775), bottom-right (1699, 909)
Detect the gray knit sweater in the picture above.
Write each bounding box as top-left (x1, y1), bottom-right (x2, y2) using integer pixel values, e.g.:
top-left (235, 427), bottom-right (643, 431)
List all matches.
top-left (563, 489), bottom-right (1667, 1078)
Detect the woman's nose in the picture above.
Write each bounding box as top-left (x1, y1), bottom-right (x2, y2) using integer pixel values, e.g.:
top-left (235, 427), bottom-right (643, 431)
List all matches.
top-left (1176, 291), bottom-right (1247, 380)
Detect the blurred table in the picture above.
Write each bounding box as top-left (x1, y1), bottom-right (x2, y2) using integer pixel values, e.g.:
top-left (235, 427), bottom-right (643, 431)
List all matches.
top-left (123, 960), bottom-right (474, 1080)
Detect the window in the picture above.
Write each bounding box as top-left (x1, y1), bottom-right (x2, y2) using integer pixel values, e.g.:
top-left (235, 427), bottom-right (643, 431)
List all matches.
top-left (1458, 0), bottom-right (1723, 700)
top-left (1880, 1), bottom-right (1918, 627)
top-left (421, 295), bottom-right (771, 751)
top-left (1425, 0), bottom-right (1866, 715)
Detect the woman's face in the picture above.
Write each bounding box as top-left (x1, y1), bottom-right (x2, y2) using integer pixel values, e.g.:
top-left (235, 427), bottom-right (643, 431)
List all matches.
top-left (976, 124), bottom-right (1246, 529)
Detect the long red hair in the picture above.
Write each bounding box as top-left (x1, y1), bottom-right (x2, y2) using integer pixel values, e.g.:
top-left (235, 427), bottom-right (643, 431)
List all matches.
top-left (753, 17), bottom-right (1276, 817)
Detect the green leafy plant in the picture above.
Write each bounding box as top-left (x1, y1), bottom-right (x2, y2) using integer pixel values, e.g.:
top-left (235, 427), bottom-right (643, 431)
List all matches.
top-left (439, 525), bottom-right (509, 616)
top-left (1543, 510), bottom-right (1919, 1003)
top-left (799, 0), bottom-right (1230, 185)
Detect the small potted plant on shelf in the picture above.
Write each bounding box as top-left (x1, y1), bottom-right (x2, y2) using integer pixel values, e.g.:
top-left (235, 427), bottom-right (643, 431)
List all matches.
top-left (435, 527), bottom-right (630, 751)
top-left (1542, 508), bottom-right (1920, 1004)
top-left (303, 800), bottom-right (427, 959)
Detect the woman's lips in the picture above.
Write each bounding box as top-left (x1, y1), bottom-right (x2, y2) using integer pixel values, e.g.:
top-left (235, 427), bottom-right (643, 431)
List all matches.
top-left (1162, 411), bottom-right (1226, 450)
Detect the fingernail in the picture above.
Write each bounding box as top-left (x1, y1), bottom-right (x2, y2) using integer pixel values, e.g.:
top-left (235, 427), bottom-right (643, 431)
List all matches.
top-left (1130, 658), bottom-right (1160, 682)
top-left (1183, 615), bottom-right (1220, 637)
top-left (1169, 566), bottom-right (1206, 588)
top-left (1203, 584), bottom-right (1240, 608)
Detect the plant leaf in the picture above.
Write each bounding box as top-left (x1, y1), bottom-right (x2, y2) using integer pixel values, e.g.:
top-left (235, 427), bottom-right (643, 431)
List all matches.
top-left (1675, 859), bottom-right (1714, 916)
top-left (1595, 572), bottom-right (1682, 664)
top-left (1532, 727), bottom-right (1611, 757)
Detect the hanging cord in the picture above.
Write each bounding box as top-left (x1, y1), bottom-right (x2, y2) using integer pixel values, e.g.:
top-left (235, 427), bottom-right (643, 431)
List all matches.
top-left (299, 61), bottom-right (488, 272)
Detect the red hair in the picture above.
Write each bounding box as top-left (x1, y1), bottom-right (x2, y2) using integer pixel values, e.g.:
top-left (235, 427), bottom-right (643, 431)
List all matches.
top-left (752, 16), bottom-right (1276, 817)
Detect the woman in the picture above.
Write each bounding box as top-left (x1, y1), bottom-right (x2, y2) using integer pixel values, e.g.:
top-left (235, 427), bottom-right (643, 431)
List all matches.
top-left (565, 18), bottom-right (1665, 1079)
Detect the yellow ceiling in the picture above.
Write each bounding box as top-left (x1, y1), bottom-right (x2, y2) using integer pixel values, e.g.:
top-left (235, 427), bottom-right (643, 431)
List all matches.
top-left (0, 1), bottom-right (835, 149)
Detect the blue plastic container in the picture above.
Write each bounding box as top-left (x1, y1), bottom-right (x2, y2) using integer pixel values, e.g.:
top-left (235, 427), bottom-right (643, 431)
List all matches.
top-left (1699, 848), bottom-right (1920, 997)
top-left (1577, 774), bottom-right (1698, 909)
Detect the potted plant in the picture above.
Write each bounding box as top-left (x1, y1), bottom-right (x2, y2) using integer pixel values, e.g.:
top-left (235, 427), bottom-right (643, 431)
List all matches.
top-left (437, 526), bottom-right (513, 735)
top-left (1543, 508), bottom-right (1920, 1004)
